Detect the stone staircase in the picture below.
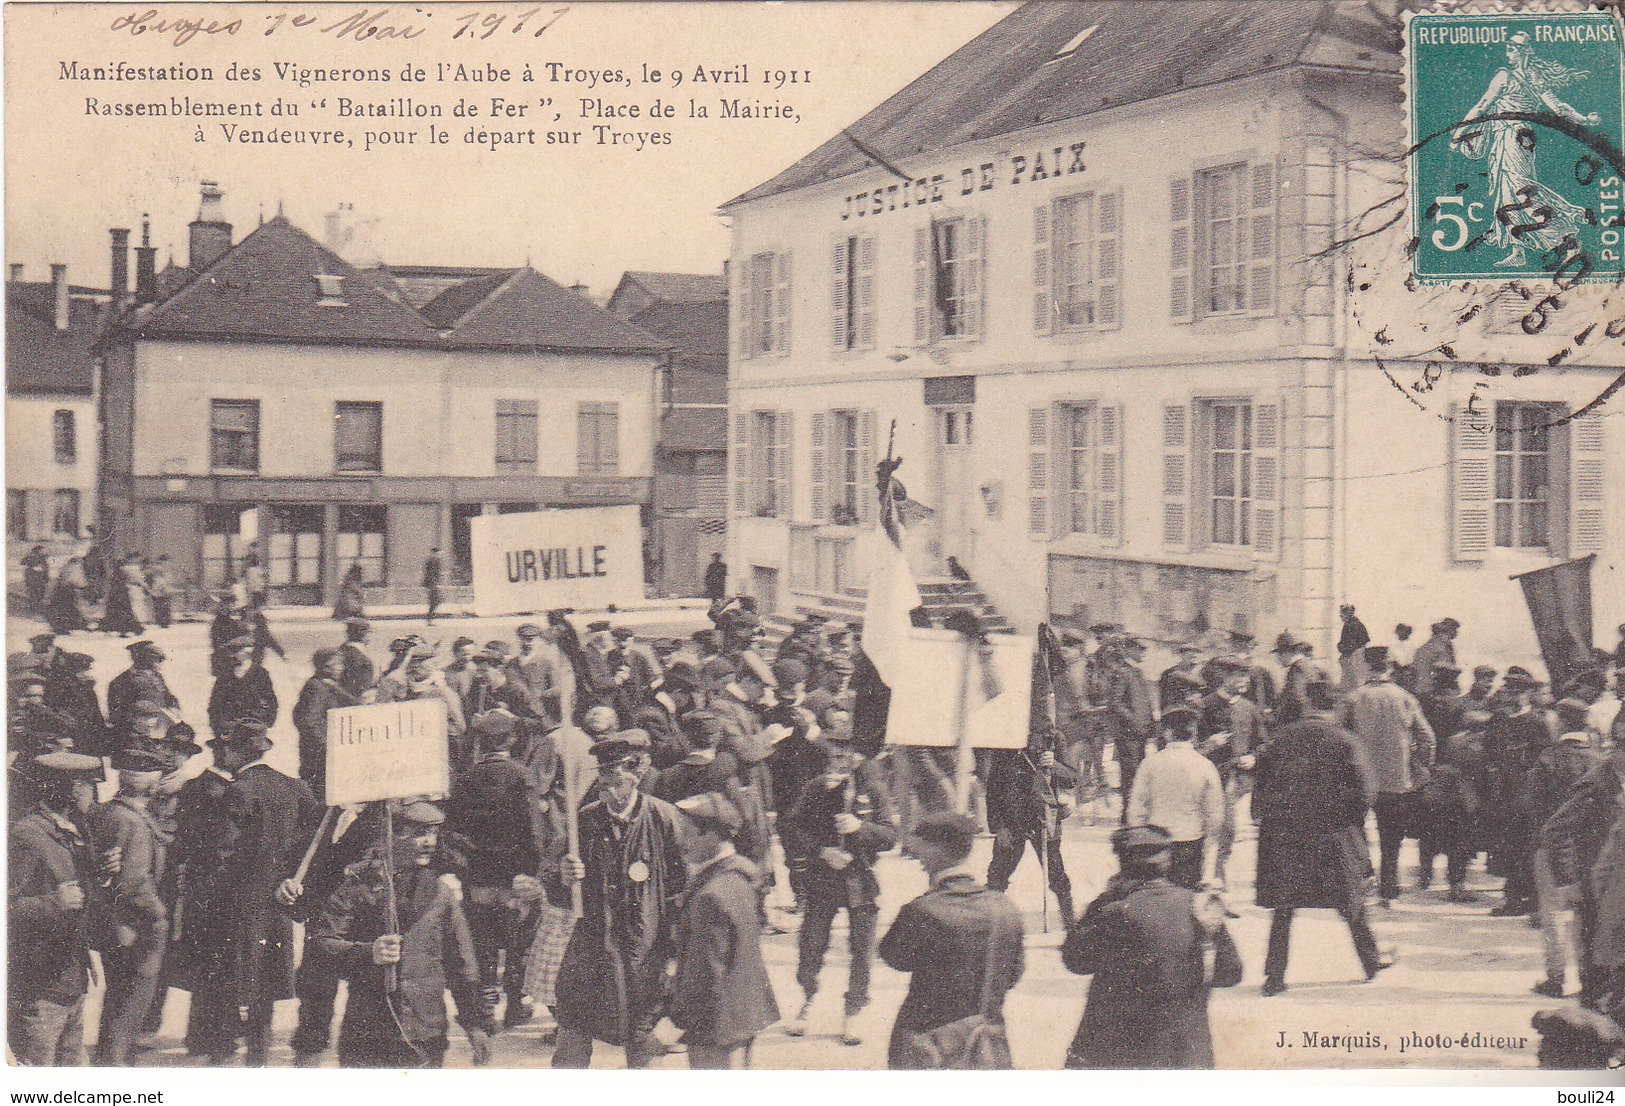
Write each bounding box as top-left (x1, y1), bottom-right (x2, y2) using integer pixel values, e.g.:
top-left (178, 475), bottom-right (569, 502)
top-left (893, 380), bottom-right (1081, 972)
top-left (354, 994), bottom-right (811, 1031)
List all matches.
top-left (768, 576), bottom-right (1013, 637)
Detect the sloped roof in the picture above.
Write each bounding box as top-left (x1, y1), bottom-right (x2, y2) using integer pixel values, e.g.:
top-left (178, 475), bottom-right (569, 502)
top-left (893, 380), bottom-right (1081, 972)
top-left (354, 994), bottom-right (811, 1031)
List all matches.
top-left (617, 271), bottom-right (726, 305)
top-left (418, 271), bottom-right (511, 328)
top-left (726, 0), bottom-right (1398, 207)
top-left (6, 282), bottom-right (106, 394)
top-left (628, 299), bottom-right (728, 368)
top-left (124, 216), bottom-right (440, 346)
top-left (432, 267), bottom-right (669, 353)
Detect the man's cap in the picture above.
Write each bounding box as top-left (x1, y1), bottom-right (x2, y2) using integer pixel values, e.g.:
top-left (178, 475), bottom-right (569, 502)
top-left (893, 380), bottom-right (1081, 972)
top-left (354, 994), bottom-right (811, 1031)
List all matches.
top-left (676, 792), bottom-right (743, 836)
top-left (1087, 622), bottom-right (1117, 635)
top-left (471, 709), bottom-right (517, 739)
top-left (1272, 632), bottom-right (1301, 655)
top-left (586, 620), bottom-right (612, 634)
top-left (396, 799), bottom-right (445, 827)
top-left (1363, 645), bottom-right (1391, 667)
top-left (126, 640), bottom-right (165, 660)
top-left (1227, 629), bottom-right (1257, 646)
top-left (804, 612), bottom-right (829, 626)
top-left (480, 640), bottom-right (512, 659)
top-left (28, 750), bottom-right (104, 780)
top-left (679, 710), bottom-right (728, 744)
top-left (1554, 697), bottom-right (1592, 718)
top-left (222, 719), bottom-right (274, 751)
top-left (1177, 642), bottom-right (1204, 656)
top-left (516, 623), bottom-right (543, 639)
top-left (218, 635), bottom-right (255, 653)
top-left (1472, 664), bottom-right (1497, 679)
top-left (1431, 661), bottom-right (1462, 675)
top-left (1112, 824), bottom-right (1174, 855)
top-left (1436, 617), bottom-right (1462, 633)
top-left (162, 721), bottom-right (202, 755)
top-left (1503, 666), bottom-right (1541, 688)
top-left (312, 647), bottom-right (340, 668)
top-left (451, 636), bottom-right (477, 651)
top-left (773, 658), bottom-right (809, 687)
top-left (909, 811), bottom-right (978, 857)
top-left (1206, 655), bottom-right (1250, 674)
top-left (111, 747), bottom-right (168, 773)
top-left (1161, 705), bottom-right (1199, 733)
top-left (344, 616), bottom-right (371, 633)
top-left (29, 632), bottom-right (57, 647)
top-left (611, 626), bottom-right (635, 641)
top-left (388, 636), bottom-right (415, 653)
top-left (1163, 669), bottom-right (1205, 692)
top-left (592, 730), bottom-right (652, 763)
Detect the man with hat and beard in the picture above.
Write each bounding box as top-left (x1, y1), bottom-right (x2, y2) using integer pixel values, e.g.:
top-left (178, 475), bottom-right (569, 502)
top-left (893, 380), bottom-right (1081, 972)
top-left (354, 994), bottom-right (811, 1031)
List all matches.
top-left (92, 746), bottom-right (171, 1065)
top-left (464, 643), bottom-right (533, 721)
top-left (506, 622), bottom-right (564, 727)
top-left (610, 626), bottom-right (661, 721)
top-left (337, 617), bottom-right (376, 698)
top-left (9, 749), bottom-right (106, 1066)
top-left (783, 718), bottom-right (897, 1045)
top-left (106, 641), bottom-right (178, 751)
top-left (670, 792), bottom-right (780, 1069)
top-left (552, 730), bottom-right (689, 1068)
top-left (1062, 823), bottom-right (1241, 1068)
top-left (310, 800), bottom-right (494, 1068)
top-left (218, 719), bottom-right (322, 1065)
top-left (1485, 666), bottom-right (1551, 917)
top-left (1102, 636), bottom-right (1155, 824)
top-left (292, 648), bottom-right (365, 805)
top-left (167, 728), bottom-right (250, 1061)
top-left (1252, 676), bottom-right (1386, 995)
top-left (574, 620), bottom-right (628, 718)
top-left (446, 709), bottom-right (545, 1027)
top-left (208, 635), bottom-right (279, 736)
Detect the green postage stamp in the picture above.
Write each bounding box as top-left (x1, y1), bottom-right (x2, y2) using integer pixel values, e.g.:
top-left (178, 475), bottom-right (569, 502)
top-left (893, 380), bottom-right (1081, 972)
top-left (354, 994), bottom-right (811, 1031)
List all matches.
top-left (1407, 7), bottom-right (1625, 285)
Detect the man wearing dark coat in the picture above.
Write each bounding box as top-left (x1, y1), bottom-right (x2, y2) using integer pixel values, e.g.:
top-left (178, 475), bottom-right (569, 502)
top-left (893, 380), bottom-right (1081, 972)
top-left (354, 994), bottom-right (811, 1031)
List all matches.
top-left (1337, 604), bottom-right (1372, 690)
top-left (1539, 739), bottom-right (1625, 1008)
top-left (552, 732), bottom-right (689, 1068)
top-left (880, 812), bottom-right (1025, 1070)
top-left (337, 617), bottom-right (376, 699)
top-left (1485, 667), bottom-right (1551, 916)
top-left (1063, 824), bottom-right (1241, 1068)
top-left (1253, 679), bottom-right (1386, 994)
top-left (105, 641), bottom-right (178, 751)
top-left (703, 552), bottom-right (727, 602)
top-left (207, 636), bottom-right (279, 736)
top-left (42, 653), bottom-right (112, 759)
top-left (984, 738), bottom-right (1077, 926)
top-left (309, 800), bottom-right (494, 1068)
top-left (292, 649), bottom-right (364, 804)
top-left (166, 734), bottom-right (245, 1061)
top-left (217, 721), bottom-right (322, 1065)
top-left (669, 793), bottom-right (780, 1069)
top-left (783, 725), bottom-right (897, 1045)
top-left (1102, 638), bottom-right (1154, 823)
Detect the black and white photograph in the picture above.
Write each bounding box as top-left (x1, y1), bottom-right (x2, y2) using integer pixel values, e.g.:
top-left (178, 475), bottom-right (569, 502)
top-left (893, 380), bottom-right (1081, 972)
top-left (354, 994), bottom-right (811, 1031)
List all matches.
top-left (5, 0), bottom-right (1625, 1087)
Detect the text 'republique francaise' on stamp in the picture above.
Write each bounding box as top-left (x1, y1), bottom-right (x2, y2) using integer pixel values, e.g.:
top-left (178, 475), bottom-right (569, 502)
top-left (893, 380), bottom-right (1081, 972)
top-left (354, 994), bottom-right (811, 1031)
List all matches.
top-left (1405, 3), bottom-right (1625, 287)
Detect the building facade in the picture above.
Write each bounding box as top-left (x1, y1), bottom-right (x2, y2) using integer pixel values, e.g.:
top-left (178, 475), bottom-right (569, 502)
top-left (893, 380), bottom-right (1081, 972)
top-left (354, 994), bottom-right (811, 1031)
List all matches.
top-left (99, 196), bottom-right (666, 608)
top-left (609, 271), bottom-right (729, 597)
top-left (722, 0), bottom-right (1621, 670)
top-left (5, 265), bottom-right (105, 581)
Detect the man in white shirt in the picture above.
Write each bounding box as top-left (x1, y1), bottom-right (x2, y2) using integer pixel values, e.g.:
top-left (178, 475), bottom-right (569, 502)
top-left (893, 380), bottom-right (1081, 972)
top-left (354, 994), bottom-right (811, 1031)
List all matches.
top-left (1126, 706), bottom-right (1225, 891)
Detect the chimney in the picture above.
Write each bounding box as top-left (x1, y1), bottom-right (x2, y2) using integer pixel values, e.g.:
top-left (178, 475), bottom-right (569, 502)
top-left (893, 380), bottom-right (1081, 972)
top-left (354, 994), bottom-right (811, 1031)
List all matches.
top-left (188, 180), bottom-right (233, 271)
top-left (50, 264), bottom-right (69, 330)
top-left (8, 264), bottom-right (22, 283)
top-left (135, 214), bottom-right (159, 305)
top-left (110, 228), bottom-right (130, 311)
top-left (569, 281), bottom-right (591, 297)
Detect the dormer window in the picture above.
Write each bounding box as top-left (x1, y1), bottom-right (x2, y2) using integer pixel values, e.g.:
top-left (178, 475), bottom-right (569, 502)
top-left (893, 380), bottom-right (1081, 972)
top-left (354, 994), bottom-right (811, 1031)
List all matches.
top-left (315, 273), bottom-right (346, 306)
top-left (1050, 25), bottom-right (1098, 61)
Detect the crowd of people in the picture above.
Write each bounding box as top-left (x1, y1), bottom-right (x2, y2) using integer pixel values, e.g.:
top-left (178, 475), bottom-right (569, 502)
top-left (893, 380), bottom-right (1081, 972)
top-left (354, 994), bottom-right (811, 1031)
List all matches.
top-left (9, 581), bottom-right (1625, 1070)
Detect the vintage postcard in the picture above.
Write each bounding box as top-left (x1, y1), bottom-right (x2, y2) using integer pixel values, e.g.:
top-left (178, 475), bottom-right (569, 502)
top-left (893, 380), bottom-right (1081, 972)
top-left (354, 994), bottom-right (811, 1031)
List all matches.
top-left (5, 0), bottom-right (1625, 1090)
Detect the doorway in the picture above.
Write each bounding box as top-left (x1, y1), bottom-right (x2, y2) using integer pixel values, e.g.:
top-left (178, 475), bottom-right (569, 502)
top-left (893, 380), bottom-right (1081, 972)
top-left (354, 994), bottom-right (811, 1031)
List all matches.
top-left (266, 504), bottom-right (324, 605)
top-left (932, 406), bottom-right (976, 576)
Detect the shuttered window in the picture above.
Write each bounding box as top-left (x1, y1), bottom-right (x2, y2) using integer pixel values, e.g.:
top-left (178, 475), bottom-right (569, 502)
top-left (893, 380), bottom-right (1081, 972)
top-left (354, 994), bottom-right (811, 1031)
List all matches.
top-left (1175, 160), bottom-right (1276, 322)
top-left (915, 216), bottom-right (987, 343)
top-left (1570, 411), bottom-right (1606, 556)
top-left (831, 235), bottom-right (877, 352)
top-left (1060, 402), bottom-right (1124, 543)
top-left (1049, 190), bottom-right (1124, 333)
top-left (576, 401), bottom-right (619, 477)
top-left (334, 401), bottom-right (382, 473)
top-left (494, 399), bottom-right (538, 474)
top-left (1450, 402), bottom-right (1494, 561)
top-left (745, 252), bottom-right (792, 356)
top-left (1162, 404), bottom-right (1190, 550)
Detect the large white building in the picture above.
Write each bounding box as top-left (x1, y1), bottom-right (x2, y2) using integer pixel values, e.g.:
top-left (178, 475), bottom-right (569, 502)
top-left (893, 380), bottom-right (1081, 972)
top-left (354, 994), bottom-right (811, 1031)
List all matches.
top-left (722, 0), bottom-right (1620, 671)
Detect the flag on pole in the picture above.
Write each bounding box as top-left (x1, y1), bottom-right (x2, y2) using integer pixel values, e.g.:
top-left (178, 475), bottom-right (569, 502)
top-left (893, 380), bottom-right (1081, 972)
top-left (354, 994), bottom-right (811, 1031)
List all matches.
top-left (852, 429), bottom-right (925, 754)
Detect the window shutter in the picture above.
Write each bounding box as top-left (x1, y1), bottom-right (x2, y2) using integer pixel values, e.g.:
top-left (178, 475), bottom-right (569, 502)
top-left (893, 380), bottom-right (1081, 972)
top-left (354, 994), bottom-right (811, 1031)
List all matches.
top-left (1252, 399), bottom-right (1282, 560)
top-left (600, 404), bottom-right (619, 475)
top-left (772, 253), bottom-right (792, 354)
top-left (1162, 404), bottom-right (1191, 550)
top-left (856, 236), bottom-right (877, 350)
top-left (775, 411), bottom-right (793, 518)
top-left (732, 412), bottom-right (752, 515)
top-left (1247, 162), bottom-right (1277, 316)
top-left (964, 215), bottom-right (986, 340)
top-left (1034, 202), bottom-right (1053, 336)
top-left (1097, 189), bottom-right (1123, 331)
top-left (810, 411), bottom-right (828, 521)
top-left (1028, 406), bottom-right (1050, 538)
top-left (1569, 411), bottom-right (1605, 556)
top-left (734, 260), bottom-right (750, 360)
top-left (913, 225), bottom-right (931, 344)
top-left (857, 410), bottom-right (878, 524)
top-left (1098, 402), bottom-right (1124, 545)
top-left (1450, 401), bottom-right (1493, 561)
top-left (831, 238), bottom-right (849, 352)
top-left (1170, 178), bottom-right (1193, 323)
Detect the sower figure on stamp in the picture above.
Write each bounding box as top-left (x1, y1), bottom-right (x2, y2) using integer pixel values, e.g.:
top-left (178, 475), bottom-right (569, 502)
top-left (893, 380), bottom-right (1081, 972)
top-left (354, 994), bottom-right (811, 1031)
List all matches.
top-left (782, 721), bottom-right (897, 1046)
top-left (551, 731), bottom-right (689, 1068)
top-left (309, 800), bottom-right (494, 1068)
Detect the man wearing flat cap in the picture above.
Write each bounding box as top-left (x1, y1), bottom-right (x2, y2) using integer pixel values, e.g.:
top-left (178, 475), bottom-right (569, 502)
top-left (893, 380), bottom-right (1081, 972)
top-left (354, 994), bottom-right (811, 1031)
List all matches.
top-left (292, 649), bottom-right (365, 805)
top-left (1062, 823), bottom-right (1240, 1068)
top-left (9, 750), bottom-right (105, 1065)
top-left (41, 651), bottom-right (113, 760)
top-left (1101, 635), bottom-right (1155, 823)
top-left (631, 660), bottom-right (702, 768)
top-left (1127, 706), bottom-right (1226, 892)
top-left (310, 800), bottom-right (494, 1067)
top-left (879, 811), bottom-right (1025, 1070)
top-left (106, 641), bottom-right (178, 752)
top-left (1411, 618), bottom-right (1462, 700)
top-left (208, 634), bottom-right (279, 737)
top-left (552, 731), bottom-right (689, 1068)
top-left (670, 792), bottom-right (780, 1069)
top-left (1483, 665), bottom-right (1550, 917)
top-left (92, 747), bottom-right (171, 1065)
top-left (506, 622), bottom-right (565, 727)
top-left (218, 720), bottom-right (322, 1064)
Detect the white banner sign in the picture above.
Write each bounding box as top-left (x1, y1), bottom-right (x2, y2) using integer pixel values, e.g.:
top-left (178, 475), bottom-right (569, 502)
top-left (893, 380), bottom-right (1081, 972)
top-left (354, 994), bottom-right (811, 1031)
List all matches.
top-left (885, 629), bottom-right (1034, 749)
top-left (325, 698), bottom-right (450, 806)
top-left (469, 505), bottom-right (645, 618)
